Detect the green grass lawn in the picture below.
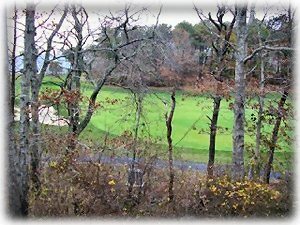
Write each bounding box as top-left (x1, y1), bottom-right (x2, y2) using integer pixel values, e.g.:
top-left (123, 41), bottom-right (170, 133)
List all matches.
top-left (81, 86), bottom-right (292, 165)
top-left (15, 76), bottom-right (294, 167)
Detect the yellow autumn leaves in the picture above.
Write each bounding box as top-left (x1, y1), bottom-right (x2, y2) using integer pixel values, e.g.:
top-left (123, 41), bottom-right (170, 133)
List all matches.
top-left (208, 177), bottom-right (282, 214)
top-left (108, 179), bottom-right (116, 186)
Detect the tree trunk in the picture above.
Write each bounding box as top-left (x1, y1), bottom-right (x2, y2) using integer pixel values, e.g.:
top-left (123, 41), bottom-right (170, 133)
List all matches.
top-left (68, 51), bottom-right (82, 136)
top-left (18, 3), bottom-right (36, 216)
top-left (205, 7), bottom-right (236, 178)
top-left (28, 12), bottom-right (39, 192)
top-left (76, 62), bottom-right (118, 136)
top-left (66, 6), bottom-right (84, 151)
top-left (263, 6), bottom-right (292, 184)
top-left (232, 5), bottom-right (247, 180)
top-left (10, 5), bottom-right (17, 118)
top-left (166, 90), bottom-right (176, 203)
top-left (8, 111), bottom-right (21, 216)
top-left (128, 93), bottom-right (142, 198)
top-left (207, 95), bottom-right (221, 178)
top-left (6, 6), bottom-right (21, 216)
top-left (30, 6), bottom-right (67, 189)
top-left (263, 90), bottom-right (288, 184)
top-left (68, 45), bottom-right (82, 134)
top-left (253, 66), bottom-right (265, 178)
top-left (30, 87), bottom-right (41, 193)
top-left (249, 50), bottom-right (265, 180)
top-left (132, 94), bottom-right (142, 164)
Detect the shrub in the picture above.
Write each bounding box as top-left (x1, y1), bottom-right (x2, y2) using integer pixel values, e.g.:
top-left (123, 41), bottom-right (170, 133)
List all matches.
top-left (205, 176), bottom-right (291, 217)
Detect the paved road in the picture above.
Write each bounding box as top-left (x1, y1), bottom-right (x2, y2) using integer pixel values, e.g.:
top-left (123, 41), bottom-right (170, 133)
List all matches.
top-left (43, 153), bottom-right (283, 180)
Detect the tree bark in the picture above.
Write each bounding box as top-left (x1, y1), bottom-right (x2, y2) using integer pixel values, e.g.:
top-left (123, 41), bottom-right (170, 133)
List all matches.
top-left (28, 10), bottom-right (39, 192)
top-left (18, 3), bottom-right (36, 216)
top-left (30, 81), bottom-right (40, 193)
top-left (132, 94), bottom-right (142, 164)
top-left (263, 90), bottom-right (288, 184)
top-left (249, 48), bottom-right (265, 180)
top-left (166, 90), bottom-right (176, 203)
top-left (6, 6), bottom-right (21, 216)
top-left (68, 5), bottom-right (83, 136)
top-left (207, 95), bottom-right (221, 177)
top-left (10, 5), bottom-right (17, 118)
top-left (232, 5), bottom-right (247, 180)
top-left (128, 93), bottom-right (143, 198)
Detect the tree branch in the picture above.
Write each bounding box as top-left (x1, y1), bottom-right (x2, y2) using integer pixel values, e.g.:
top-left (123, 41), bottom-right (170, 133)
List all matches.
top-left (38, 6), bottom-right (68, 84)
top-left (77, 62), bottom-right (119, 135)
top-left (243, 45), bottom-right (294, 64)
top-left (208, 12), bottom-right (221, 32)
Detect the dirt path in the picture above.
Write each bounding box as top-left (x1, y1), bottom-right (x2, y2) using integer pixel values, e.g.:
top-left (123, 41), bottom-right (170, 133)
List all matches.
top-left (14, 105), bottom-right (69, 126)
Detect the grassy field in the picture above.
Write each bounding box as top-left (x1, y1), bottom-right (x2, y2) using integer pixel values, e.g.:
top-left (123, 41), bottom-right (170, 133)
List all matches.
top-left (15, 76), bottom-right (294, 167)
top-left (82, 85), bottom-right (293, 165)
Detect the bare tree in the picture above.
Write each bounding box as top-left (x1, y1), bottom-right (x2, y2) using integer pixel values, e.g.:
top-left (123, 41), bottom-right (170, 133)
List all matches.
top-left (165, 89), bottom-right (176, 203)
top-left (17, 3), bottom-right (36, 216)
top-left (233, 5), bottom-right (294, 180)
top-left (7, 3), bottom-right (68, 202)
top-left (125, 65), bottom-right (145, 199)
top-left (248, 24), bottom-right (266, 179)
top-left (65, 6), bottom-right (161, 139)
top-left (250, 48), bottom-right (266, 179)
top-left (244, 6), bottom-right (266, 179)
top-left (232, 5), bottom-right (248, 180)
top-left (7, 4), bottom-right (22, 216)
top-left (64, 4), bottom-right (86, 138)
top-left (263, 89), bottom-right (289, 183)
top-left (195, 5), bottom-right (236, 178)
top-left (10, 5), bottom-right (18, 118)
top-left (243, 6), bottom-right (294, 180)
top-left (263, 6), bottom-right (294, 183)
top-left (30, 5), bottom-right (68, 191)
